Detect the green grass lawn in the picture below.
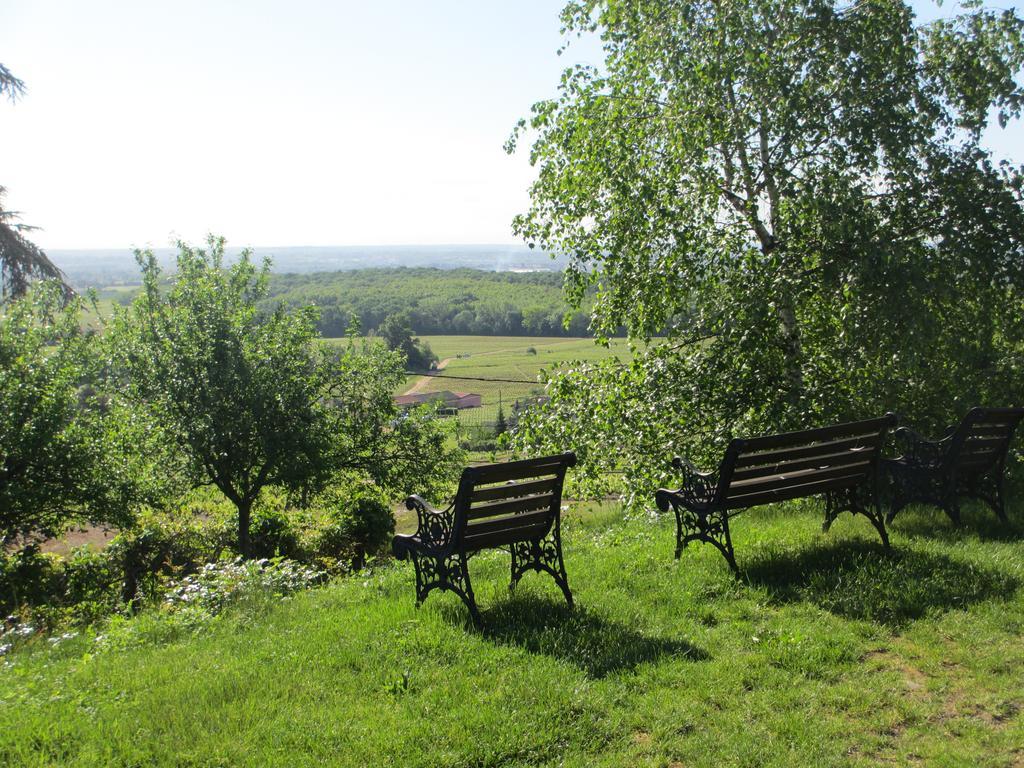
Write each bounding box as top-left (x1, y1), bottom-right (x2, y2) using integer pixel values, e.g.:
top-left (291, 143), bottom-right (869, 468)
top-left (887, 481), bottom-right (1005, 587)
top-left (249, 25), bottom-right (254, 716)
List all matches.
top-left (3, 500), bottom-right (1022, 766)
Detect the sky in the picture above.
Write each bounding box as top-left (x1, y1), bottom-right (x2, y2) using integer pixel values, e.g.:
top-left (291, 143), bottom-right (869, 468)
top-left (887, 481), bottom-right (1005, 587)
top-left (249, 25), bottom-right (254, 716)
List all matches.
top-left (1, 0), bottom-right (1021, 250)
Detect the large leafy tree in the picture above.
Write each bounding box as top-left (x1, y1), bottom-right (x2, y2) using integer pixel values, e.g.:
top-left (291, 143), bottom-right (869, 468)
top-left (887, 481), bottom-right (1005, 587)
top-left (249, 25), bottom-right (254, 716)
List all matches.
top-left (111, 237), bottom-right (459, 555)
top-left (0, 284), bottom-right (145, 546)
top-left (509, 0), bottom-right (1024, 502)
top-left (111, 238), bottom-right (339, 556)
top-left (0, 63), bottom-right (70, 300)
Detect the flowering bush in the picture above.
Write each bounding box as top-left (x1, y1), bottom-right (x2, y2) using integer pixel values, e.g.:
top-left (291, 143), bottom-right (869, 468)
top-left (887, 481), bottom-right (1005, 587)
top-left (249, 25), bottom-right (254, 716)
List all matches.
top-left (162, 557), bottom-right (324, 615)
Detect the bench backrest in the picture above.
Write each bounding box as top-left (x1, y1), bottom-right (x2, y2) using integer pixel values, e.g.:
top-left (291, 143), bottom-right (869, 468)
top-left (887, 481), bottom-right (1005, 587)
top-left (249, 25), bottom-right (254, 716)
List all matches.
top-left (452, 453), bottom-right (577, 552)
top-left (947, 407), bottom-right (1024, 476)
top-left (717, 414), bottom-right (897, 510)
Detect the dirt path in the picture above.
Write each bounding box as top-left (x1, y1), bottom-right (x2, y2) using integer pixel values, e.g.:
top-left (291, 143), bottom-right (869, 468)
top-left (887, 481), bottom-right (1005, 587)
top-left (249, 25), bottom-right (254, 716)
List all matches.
top-left (402, 358), bottom-right (453, 395)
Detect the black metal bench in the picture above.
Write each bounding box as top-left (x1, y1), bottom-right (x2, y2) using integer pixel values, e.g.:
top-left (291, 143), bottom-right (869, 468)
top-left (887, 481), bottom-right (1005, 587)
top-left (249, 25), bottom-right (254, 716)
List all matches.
top-left (392, 452), bottom-right (576, 625)
top-left (655, 415), bottom-right (897, 571)
top-left (885, 407), bottom-right (1024, 525)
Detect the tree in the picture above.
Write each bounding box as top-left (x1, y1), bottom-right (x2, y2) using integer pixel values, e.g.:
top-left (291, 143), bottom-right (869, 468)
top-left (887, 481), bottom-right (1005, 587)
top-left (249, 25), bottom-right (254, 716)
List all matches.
top-left (325, 338), bottom-right (465, 499)
top-left (494, 405), bottom-right (508, 437)
top-left (0, 284), bottom-right (141, 546)
top-left (509, 0), bottom-right (1024, 503)
top-left (0, 64), bottom-right (71, 300)
top-left (111, 237), bottom-right (340, 556)
top-left (111, 237), bottom-right (462, 555)
top-left (378, 312), bottom-right (438, 370)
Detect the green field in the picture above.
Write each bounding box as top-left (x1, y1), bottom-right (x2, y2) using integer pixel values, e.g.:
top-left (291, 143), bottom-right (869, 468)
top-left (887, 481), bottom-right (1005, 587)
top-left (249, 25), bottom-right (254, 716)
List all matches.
top-left (420, 335), bottom-right (630, 421)
top-left (3, 501), bottom-right (1023, 766)
top-left (325, 335), bottom-right (633, 424)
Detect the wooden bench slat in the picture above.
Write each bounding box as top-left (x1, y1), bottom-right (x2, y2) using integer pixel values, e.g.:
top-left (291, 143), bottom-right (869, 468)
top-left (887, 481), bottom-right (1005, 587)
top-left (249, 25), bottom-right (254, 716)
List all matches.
top-left (466, 493), bottom-right (556, 520)
top-left (733, 435), bottom-right (882, 469)
top-left (468, 461), bottom-right (564, 485)
top-left (464, 509), bottom-right (551, 537)
top-left (725, 473), bottom-right (869, 509)
top-left (730, 448), bottom-right (874, 482)
top-left (470, 477), bottom-right (559, 504)
top-left (966, 425), bottom-right (1015, 436)
top-left (728, 460), bottom-right (872, 494)
top-left (959, 444), bottom-right (1004, 457)
top-left (957, 456), bottom-right (1001, 472)
top-left (463, 524), bottom-right (551, 551)
top-left (962, 438), bottom-right (1011, 450)
top-left (739, 416), bottom-right (893, 453)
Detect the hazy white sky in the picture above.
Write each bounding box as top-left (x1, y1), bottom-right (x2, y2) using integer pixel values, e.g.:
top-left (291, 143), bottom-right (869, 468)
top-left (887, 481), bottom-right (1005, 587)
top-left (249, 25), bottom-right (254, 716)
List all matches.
top-left (1, 1), bottom-right (1021, 250)
top-left (1, 1), bottom-right (603, 249)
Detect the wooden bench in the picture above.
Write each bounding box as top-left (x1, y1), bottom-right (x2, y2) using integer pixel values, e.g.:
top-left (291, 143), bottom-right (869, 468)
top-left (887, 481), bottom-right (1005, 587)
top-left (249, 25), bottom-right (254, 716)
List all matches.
top-left (392, 452), bottom-right (576, 625)
top-left (885, 407), bottom-right (1024, 525)
top-left (655, 415), bottom-right (897, 571)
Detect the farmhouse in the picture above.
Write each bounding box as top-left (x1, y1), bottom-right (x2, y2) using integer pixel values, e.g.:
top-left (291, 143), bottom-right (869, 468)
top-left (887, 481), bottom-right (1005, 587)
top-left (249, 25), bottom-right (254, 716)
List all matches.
top-left (393, 390), bottom-right (482, 410)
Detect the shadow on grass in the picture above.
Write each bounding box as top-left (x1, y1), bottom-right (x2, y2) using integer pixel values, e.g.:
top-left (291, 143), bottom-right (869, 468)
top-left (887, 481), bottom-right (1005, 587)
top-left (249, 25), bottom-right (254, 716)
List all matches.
top-left (443, 594), bottom-right (708, 678)
top-left (741, 540), bottom-right (1019, 628)
top-left (888, 503), bottom-right (1024, 543)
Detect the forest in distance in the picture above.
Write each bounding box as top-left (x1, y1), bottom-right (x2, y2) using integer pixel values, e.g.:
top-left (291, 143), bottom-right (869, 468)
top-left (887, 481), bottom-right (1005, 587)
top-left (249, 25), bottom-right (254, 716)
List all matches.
top-left (95, 266), bottom-right (606, 338)
top-left (265, 268), bottom-right (600, 338)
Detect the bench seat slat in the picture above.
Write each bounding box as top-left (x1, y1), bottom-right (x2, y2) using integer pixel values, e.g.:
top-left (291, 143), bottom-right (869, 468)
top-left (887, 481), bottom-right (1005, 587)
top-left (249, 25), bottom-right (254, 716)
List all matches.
top-left (470, 477), bottom-right (558, 504)
top-left (725, 473), bottom-right (870, 509)
top-left (966, 428), bottom-right (1015, 438)
top-left (731, 449), bottom-right (874, 482)
top-left (734, 435), bottom-right (882, 469)
top-left (728, 460), bottom-right (872, 494)
top-left (957, 456), bottom-right (1001, 472)
top-left (963, 435), bottom-right (1010, 446)
top-left (467, 494), bottom-right (556, 519)
top-left (464, 509), bottom-right (551, 537)
top-left (463, 523), bottom-right (550, 551)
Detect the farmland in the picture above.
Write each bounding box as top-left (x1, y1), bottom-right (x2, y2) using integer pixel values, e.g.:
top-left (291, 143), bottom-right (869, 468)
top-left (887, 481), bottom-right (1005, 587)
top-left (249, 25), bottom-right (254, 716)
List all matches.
top-left (325, 335), bottom-right (635, 424)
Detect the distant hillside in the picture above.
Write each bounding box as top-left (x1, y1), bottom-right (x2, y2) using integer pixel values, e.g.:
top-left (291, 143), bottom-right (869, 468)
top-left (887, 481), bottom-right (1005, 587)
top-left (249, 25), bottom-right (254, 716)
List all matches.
top-left (265, 268), bottom-right (592, 338)
top-left (48, 244), bottom-right (568, 288)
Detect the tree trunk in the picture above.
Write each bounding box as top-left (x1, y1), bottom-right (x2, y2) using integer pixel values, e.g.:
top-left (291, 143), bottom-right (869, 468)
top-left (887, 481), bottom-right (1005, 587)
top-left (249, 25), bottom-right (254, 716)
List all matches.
top-left (776, 298), bottom-right (804, 412)
top-left (237, 498), bottom-right (253, 558)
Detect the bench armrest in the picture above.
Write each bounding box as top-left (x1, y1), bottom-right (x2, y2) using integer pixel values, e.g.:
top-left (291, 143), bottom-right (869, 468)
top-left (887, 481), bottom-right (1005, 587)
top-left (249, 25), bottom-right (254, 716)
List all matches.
top-left (894, 427), bottom-right (951, 466)
top-left (403, 494), bottom-right (455, 552)
top-left (655, 456), bottom-right (718, 511)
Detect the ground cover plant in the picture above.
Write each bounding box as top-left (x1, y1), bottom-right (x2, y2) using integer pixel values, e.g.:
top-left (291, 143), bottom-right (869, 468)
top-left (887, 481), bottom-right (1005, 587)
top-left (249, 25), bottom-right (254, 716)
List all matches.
top-left (1, 500), bottom-right (1022, 766)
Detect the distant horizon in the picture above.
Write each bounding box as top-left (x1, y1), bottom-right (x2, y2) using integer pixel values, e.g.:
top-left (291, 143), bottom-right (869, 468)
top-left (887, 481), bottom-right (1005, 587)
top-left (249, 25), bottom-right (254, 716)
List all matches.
top-left (48, 243), bottom-right (568, 287)
top-left (47, 242), bottom-right (537, 253)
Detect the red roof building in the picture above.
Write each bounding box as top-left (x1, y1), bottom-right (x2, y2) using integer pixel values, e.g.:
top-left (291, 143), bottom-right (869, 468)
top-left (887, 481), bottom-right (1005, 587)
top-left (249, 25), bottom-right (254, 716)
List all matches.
top-left (394, 391), bottom-right (482, 410)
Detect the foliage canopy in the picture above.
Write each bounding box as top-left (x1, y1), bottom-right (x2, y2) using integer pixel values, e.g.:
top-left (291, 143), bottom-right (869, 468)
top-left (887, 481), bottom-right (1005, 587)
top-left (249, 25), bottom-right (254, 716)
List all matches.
top-left (111, 238), bottom-right (461, 555)
top-left (111, 238), bottom-right (342, 555)
top-left (510, 0), bottom-right (1024, 503)
top-left (0, 285), bottom-right (143, 545)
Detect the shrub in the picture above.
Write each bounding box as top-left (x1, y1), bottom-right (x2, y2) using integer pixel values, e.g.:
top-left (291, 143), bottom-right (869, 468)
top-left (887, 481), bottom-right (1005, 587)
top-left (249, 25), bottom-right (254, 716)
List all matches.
top-left (247, 506), bottom-right (300, 560)
top-left (60, 547), bottom-right (122, 625)
top-left (0, 546), bottom-right (62, 616)
top-left (313, 482), bottom-right (394, 570)
top-left (162, 558), bottom-right (324, 616)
